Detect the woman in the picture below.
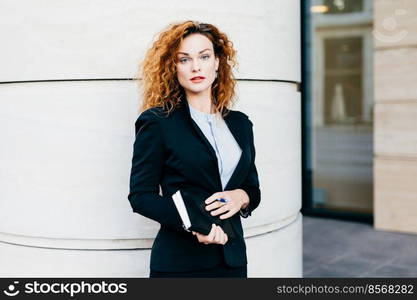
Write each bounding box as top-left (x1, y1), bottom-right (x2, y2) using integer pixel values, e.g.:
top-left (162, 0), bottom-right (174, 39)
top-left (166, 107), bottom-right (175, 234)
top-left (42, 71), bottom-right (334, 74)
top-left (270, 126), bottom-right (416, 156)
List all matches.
top-left (128, 21), bottom-right (261, 278)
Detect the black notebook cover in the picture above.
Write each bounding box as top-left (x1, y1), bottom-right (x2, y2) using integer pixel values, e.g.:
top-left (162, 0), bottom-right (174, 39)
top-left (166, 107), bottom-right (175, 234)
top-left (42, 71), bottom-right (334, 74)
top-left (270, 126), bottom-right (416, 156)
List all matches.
top-left (174, 189), bottom-right (236, 240)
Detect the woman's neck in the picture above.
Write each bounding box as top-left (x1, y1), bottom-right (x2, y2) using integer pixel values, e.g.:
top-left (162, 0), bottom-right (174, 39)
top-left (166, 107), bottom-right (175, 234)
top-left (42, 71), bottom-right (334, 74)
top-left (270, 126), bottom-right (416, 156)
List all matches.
top-left (185, 91), bottom-right (215, 114)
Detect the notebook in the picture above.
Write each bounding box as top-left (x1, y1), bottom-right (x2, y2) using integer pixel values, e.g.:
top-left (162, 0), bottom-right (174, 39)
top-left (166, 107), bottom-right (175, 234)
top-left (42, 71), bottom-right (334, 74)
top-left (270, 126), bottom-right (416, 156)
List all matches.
top-left (171, 189), bottom-right (235, 239)
top-left (171, 190), bottom-right (192, 231)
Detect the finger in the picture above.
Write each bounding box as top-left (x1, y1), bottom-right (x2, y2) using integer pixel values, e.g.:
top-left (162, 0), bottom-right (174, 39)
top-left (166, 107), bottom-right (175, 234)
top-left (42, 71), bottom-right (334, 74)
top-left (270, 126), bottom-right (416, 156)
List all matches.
top-left (222, 232), bottom-right (227, 245)
top-left (206, 224), bottom-right (216, 242)
top-left (195, 233), bottom-right (203, 242)
top-left (210, 205), bottom-right (229, 216)
top-left (204, 194), bottom-right (219, 205)
top-left (197, 233), bottom-right (208, 244)
top-left (224, 233), bottom-right (228, 244)
top-left (221, 232), bottom-right (227, 245)
top-left (218, 227), bottom-right (227, 245)
top-left (195, 234), bottom-right (203, 243)
top-left (214, 225), bottom-right (222, 244)
top-left (219, 209), bottom-right (236, 220)
top-left (217, 229), bottom-right (225, 245)
top-left (205, 200), bottom-right (224, 212)
top-left (205, 193), bottom-right (223, 205)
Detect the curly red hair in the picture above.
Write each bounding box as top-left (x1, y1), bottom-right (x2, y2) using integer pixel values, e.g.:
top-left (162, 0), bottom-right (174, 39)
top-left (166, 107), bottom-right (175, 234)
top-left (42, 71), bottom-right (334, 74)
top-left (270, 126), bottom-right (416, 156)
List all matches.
top-left (138, 20), bottom-right (238, 115)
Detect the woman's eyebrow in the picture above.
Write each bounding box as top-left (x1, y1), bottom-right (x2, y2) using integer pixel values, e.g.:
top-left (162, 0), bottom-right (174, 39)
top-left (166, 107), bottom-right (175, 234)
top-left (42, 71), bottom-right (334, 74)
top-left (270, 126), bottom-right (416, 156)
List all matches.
top-left (177, 48), bottom-right (211, 55)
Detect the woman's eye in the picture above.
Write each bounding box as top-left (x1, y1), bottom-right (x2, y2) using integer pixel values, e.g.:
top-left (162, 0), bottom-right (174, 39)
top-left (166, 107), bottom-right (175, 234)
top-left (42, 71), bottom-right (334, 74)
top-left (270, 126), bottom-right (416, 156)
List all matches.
top-left (201, 55), bottom-right (210, 60)
top-left (179, 58), bottom-right (189, 63)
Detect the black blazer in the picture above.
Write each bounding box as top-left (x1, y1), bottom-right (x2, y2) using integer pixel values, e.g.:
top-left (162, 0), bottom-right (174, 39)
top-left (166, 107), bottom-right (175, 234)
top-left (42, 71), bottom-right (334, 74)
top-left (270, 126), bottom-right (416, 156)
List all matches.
top-left (127, 99), bottom-right (261, 272)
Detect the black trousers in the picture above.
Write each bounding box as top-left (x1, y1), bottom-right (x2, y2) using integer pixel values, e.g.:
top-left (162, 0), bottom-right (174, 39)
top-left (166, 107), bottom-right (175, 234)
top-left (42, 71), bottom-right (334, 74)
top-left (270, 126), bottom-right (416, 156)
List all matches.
top-left (149, 259), bottom-right (247, 278)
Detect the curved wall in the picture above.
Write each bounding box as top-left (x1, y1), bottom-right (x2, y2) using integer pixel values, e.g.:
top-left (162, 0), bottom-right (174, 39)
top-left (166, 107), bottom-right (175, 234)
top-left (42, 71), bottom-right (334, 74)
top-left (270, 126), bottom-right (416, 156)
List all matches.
top-left (0, 0), bottom-right (301, 277)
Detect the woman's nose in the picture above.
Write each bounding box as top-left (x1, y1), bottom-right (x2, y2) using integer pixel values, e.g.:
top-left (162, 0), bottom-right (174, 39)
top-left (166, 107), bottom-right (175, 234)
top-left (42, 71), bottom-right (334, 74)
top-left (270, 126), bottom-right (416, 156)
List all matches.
top-left (191, 59), bottom-right (201, 72)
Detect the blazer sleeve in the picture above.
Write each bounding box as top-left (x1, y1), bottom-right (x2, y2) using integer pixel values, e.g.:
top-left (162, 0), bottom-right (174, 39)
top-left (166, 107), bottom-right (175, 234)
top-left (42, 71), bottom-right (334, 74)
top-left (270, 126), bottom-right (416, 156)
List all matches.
top-left (127, 110), bottom-right (184, 233)
top-left (239, 117), bottom-right (261, 218)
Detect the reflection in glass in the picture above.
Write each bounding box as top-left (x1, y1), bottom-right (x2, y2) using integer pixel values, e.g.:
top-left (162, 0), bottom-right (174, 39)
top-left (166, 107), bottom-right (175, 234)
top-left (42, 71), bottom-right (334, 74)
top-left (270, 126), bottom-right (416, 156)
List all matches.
top-left (307, 0), bottom-right (373, 214)
top-left (325, 37), bottom-right (362, 124)
top-left (323, 0), bottom-right (363, 14)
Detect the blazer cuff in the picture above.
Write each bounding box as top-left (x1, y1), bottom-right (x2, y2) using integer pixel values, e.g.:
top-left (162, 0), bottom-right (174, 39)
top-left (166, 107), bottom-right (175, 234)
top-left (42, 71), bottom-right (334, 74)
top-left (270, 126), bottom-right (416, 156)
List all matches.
top-left (239, 206), bottom-right (251, 218)
top-left (239, 186), bottom-right (260, 218)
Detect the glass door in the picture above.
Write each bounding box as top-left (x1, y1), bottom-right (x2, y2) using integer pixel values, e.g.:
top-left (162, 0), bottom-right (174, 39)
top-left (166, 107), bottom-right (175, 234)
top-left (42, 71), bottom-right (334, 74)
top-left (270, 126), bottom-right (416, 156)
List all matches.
top-left (302, 0), bottom-right (374, 220)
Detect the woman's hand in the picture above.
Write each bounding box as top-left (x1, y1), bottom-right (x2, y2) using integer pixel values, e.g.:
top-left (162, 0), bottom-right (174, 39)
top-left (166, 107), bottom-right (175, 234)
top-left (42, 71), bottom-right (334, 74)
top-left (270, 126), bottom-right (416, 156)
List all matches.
top-left (204, 189), bottom-right (250, 220)
top-left (192, 224), bottom-right (228, 245)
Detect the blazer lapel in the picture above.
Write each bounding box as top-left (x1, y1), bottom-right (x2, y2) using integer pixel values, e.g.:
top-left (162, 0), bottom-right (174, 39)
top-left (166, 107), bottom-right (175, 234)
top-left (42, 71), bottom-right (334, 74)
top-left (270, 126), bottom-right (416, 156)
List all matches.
top-left (223, 113), bottom-right (248, 191)
top-left (180, 99), bottom-right (248, 191)
top-left (181, 99), bottom-right (223, 189)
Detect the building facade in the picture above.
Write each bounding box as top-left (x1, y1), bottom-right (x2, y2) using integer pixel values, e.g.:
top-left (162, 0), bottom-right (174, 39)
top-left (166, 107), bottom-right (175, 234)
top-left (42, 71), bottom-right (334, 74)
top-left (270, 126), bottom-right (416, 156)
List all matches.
top-left (373, 0), bottom-right (417, 234)
top-left (303, 0), bottom-right (417, 235)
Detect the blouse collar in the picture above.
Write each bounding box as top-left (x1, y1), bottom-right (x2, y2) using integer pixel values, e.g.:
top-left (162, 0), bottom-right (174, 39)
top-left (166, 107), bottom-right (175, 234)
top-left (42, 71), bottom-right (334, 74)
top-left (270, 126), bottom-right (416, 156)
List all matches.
top-left (188, 103), bottom-right (220, 122)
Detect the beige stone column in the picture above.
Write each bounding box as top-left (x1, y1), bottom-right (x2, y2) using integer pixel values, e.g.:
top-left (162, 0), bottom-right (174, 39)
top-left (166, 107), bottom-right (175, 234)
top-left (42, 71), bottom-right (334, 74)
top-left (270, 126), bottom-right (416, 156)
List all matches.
top-left (0, 0), bottom-right (301, 276)
top-left (374, 0), bottom-right (417, 234)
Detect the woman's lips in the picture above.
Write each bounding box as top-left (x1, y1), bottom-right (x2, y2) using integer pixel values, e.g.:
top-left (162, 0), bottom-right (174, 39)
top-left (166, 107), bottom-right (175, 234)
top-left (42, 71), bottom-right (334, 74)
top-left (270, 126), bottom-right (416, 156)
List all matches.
top-left (190, 76), bottom-right (205, 83)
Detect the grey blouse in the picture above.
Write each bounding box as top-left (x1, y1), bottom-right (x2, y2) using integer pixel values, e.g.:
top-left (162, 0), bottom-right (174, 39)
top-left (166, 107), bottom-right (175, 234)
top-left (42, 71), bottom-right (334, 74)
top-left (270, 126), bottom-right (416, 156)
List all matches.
top-left (188, 104), bottom-right (242, 191)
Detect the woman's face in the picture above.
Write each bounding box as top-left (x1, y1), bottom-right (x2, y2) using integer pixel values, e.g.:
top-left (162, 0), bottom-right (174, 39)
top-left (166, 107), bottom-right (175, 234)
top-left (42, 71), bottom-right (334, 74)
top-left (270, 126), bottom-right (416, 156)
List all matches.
top-left (176, 33), bottom-right (219, 96)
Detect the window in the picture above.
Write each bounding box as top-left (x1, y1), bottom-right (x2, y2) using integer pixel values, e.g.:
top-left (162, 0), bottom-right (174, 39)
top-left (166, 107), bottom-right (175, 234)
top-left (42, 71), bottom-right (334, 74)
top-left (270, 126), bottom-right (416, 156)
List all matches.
top-left (302, 0), bottom-right (373, 220)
